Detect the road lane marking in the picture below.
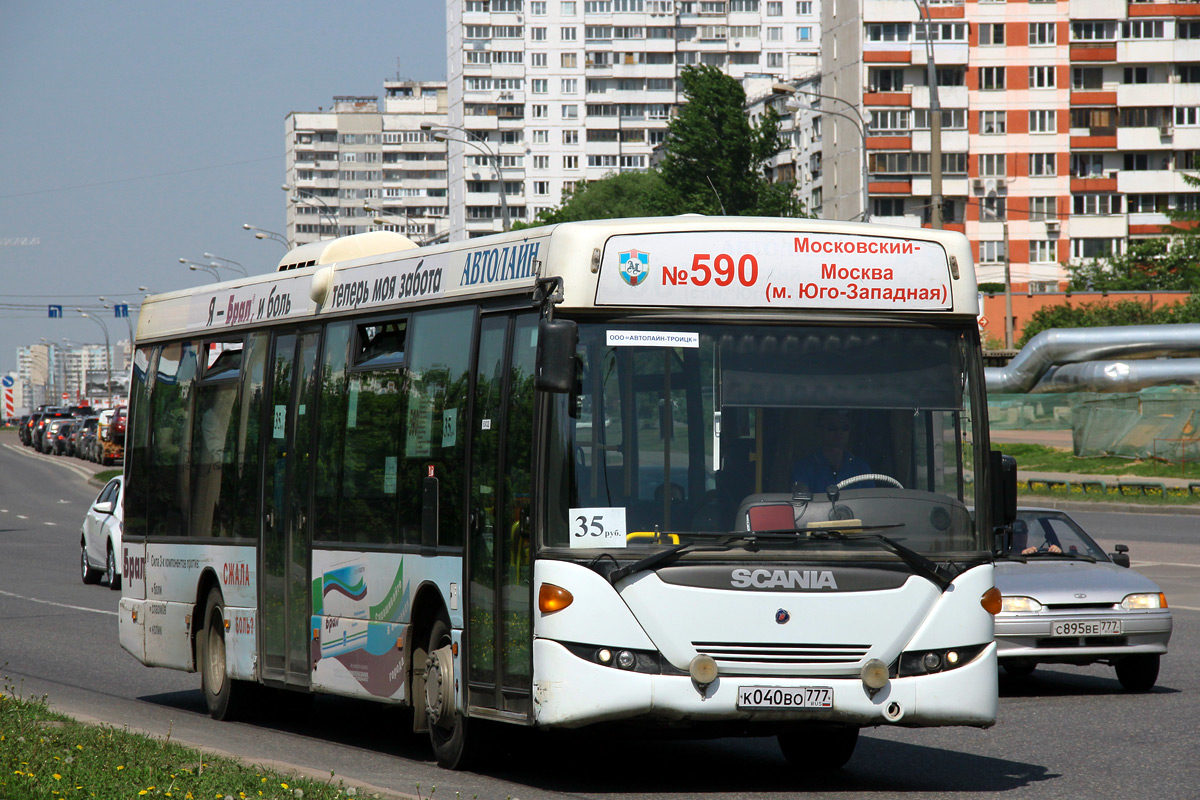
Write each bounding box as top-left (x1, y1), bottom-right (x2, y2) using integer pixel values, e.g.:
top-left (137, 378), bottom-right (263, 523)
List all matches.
top-left (1135, 561), bottom-right (1200, 569)
top-left (0, 589), bottom-right (116, 616)
top-left (44, 522), bottom-right (56, 526)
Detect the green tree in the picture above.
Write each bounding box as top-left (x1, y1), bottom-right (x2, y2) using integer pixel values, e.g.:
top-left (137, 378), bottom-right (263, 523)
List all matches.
top-left (517, 64), bottom-right (807, 228)
top-left (1067, 236), bottom-right (1200, 292)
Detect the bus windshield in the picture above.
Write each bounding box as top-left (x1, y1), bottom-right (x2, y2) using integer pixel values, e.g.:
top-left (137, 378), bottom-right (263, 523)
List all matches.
top-left (545, 321), bottom-right (987, 557)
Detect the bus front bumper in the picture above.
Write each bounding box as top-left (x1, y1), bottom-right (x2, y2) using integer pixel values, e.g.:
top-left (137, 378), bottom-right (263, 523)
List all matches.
top-left (531, 638), bottom-right (998, 730)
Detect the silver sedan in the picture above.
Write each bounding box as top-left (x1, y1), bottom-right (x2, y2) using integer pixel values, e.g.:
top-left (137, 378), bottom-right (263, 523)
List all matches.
top-left (994, 508), bottom-right (1172, 692)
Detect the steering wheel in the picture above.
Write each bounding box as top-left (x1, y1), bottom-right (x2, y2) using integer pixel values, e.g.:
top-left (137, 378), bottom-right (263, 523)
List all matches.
top-left (837, 473), bottom-right (904, 489)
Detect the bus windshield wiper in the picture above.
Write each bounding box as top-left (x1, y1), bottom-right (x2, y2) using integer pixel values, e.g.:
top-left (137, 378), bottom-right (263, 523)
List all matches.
top-left (604, 537), bottom-right (738, 584)
top-left (798, 527), bottom-right (956, 591)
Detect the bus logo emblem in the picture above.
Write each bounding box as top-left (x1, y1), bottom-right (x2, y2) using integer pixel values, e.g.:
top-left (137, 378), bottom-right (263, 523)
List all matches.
top-left (618, 250), bottom-right (649, 286)
top-left (775, 608), bottom-right (790, 624)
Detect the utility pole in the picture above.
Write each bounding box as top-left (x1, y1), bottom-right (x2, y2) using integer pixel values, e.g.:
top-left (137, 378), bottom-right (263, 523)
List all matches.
top-left (1003, 219), bottom-right (1013, 349)
top-left (916, 0), bottom-right (943, 229)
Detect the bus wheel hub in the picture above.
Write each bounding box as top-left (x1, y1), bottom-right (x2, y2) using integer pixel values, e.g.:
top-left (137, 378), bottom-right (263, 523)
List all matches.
top-left (424, 646), bottom-right (456, 728)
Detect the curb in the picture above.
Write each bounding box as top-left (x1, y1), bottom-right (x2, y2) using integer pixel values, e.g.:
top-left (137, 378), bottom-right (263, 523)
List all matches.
top-left (1017, 497), bottom-right (1200, 516)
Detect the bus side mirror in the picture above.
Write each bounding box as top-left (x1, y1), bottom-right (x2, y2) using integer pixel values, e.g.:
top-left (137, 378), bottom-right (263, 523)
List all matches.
top-left (990, 451), bottom-right (1017, 528)
top-left (536, 318), bottom-right (578, 393)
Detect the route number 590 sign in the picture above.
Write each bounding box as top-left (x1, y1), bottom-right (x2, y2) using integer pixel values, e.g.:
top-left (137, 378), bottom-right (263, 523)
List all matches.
top-left (568, 507), bottom-right (627, 549)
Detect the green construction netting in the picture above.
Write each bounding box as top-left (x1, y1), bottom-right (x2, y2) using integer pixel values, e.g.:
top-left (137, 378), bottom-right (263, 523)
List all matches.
top-left (989, 388), bottom-right (1200, 462)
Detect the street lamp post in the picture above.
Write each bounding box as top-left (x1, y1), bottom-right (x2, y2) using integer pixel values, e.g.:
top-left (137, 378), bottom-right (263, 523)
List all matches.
top-left (97, 296), bottom-right (136, 347)
top-left (281, 185), bottom-right (340, 237)
top-left (179, 258), bottom-right (221, 280)
top-left (786, 90), bottom-right (871, 223)
top-left (76, 310), bottom-right (113, 408)
top-left (421, 123), bottom-right (510, 232)
top-left (243, 223), bottom-right (289, 249)
top-left (203, 252), bottom-right (248, 276)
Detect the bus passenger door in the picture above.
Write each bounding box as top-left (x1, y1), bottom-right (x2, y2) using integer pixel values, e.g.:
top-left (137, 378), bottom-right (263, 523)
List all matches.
top-left (466, 312), bottom-right (538, 719)
top-left (261, 329), bottom-right (321, 688)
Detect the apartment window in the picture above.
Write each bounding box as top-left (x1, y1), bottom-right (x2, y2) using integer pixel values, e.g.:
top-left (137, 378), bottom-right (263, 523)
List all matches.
top-left (562, 78), bottom-right (578, 93)
top-left (1029, 196), bottom-right (1058, 221)
top-left (1124, 153), bottom-right (1151, 171)
top-left (532, 104), bottom-right (548, 119)
top-left (979, 23), bottom-right (1004, 45)
top-left (797, 26), bottom-right (811, 41)
top-left (1124, 66), bottom-right (1151, 84)
top-left (562, 104), bottom-right (579, 119)
top-left (979, 241), bottom-right (1006, 264)
top-left (767, 52), bottom-right (783, 68)
top-left (866, 23), bottom-right (911, 42)
top-left (980, 196), bottom-right (1007, 220)
top-left (533, 155), bottom-right (549, 169)
top-left (493, 25), bottom-right (523, 37)
top-left (916, 22), bottom-right (966, 42)
top-left (585, 0), bottom-right (610, 10)
top-left (613, 0), bottom-right (644, 9)
top-left (1071, 153), bottom-right (1105, 177)
top-left (533, 181), bottom-right (550, 195)
top-left (531, 52), bottom-right (548, 67)
top-left (796, 0), bottom-right (812, 13)
top-left (1177, 65), bottom-right (1200, 84)
top-left (564, 155), bottom-right (579, 169)
top-left (729, 25), bottom-right (759, 37)
top-left (465, 25), bottom-right (491, 38)
top-left (1029, 153), bottom-right (1057, 177)
top-left (1180, 21), bottom-right (1200, 40)
top-left (1030, 241), bottom-right (1058, 263)
top-left (1029, 110), bottom-right (1056, 134)
top-left (766, 1), bottom-right (782, 14)
top-left (979, 67), bottom-right (1005, 90)
top-left (979, 153), bottom-right (1007, 177)
top-left (1029, 66), bottom-right (1056, 89)
top-left (1072, 67), bottom-right (1103, 90)
top-left (532, 79), bottom-right (548, 93)
top-left (868, 109), bottom-right (910, 133)
top-left (1071, 21), bottom-right (1116, 41)
top-left (1176, 107), bottom-right (1200, 126)
top-left (532, 130), bottom-right (548, 144)
top-left (766, 26), bottom-right (782, 40)
top-left (980, 110), bottom-right (1006, 135)
top-left (562, 26), bottom-right (577, 40)
top-left (729, 0), bottom-right (759, 9)
top-left (1029, 22), bottom-right (1055, 46)
top-left (869, 68), bottom-right (905, 92)
top-left (1073, 194), bottom-right (1121, 215)
top-left (1127, 193), bottom-right (1167, 213)
top-left (913, 108), bottom-right (966, 130)
top-left (873, 198), bottom-right (906, 217)
top-left (1072, 238), bottom-right (1120, 260)
top-left (588, 155), bottom-right (618, 167)
top-left (1121, 20), bottom-right (1165, 39)
top-left (586, 25), bottom-right (613, 40)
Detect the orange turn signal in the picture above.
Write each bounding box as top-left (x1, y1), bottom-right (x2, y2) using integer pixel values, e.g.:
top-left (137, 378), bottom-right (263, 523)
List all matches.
top-left (539, 583), bottom-right (574, 614)
top-left (1160, 592), bottom-right (1169, 609)
top-left (981, 586), bottom-right (1002, 616)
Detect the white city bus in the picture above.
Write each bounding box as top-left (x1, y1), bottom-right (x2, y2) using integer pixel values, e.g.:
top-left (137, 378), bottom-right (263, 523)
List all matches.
top-left (119, 216), bottom-right (1015, 770)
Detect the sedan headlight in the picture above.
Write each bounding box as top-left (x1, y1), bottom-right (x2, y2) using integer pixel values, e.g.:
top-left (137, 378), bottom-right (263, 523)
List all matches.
top-left (1001, 596), bottom-right (1043, 613)
top-left (1121, 592), bottom-right (1168, 610)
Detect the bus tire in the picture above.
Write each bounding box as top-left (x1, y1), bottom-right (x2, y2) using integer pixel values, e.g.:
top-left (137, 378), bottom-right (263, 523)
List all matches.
top-left (425, 616), bottom-right (472, 769)
top-left (777, 726), bottom-right (859, 770)
top-left (199, 588), bottom-right (252, 720)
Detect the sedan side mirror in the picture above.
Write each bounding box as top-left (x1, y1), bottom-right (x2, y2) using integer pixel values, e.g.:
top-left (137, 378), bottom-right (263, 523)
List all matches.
top-left (93, 501), bottom-right (114, 515)
top-left (1110, 543), bottom-right (1130, 568)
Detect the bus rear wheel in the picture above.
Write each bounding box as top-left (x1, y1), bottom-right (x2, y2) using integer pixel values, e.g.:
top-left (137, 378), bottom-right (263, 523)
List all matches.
top-left (778, 726), bottom-right (859, 770)
top-left (425, 616), bottom-right (474, 769)
top-left (199, 588), bottom-right (253, 720)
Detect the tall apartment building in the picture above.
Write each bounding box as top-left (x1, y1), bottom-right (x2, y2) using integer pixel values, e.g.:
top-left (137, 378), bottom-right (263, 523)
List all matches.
top-left (284, 82), bottom-right (452, 249)
top-left (447, 0), bottom-right (823, 238)
top-left (822, 0), bottom-right (1200, 298)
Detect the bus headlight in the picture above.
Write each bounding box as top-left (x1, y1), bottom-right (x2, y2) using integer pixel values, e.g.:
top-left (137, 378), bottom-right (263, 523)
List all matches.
top-left (897, 643), bottom-right (988, 677)
top-left (689, 654), bottom-right (719, 686)
top-left (861, 658), bottom-right (890, 690)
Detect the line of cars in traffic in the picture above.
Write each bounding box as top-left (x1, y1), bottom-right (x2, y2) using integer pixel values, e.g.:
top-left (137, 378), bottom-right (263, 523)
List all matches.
top-left (17, 404), bottom-right (126, 464)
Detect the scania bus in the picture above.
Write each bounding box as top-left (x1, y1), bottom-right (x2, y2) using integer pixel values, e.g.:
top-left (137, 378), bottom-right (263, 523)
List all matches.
top-left (119, 216), bottom-right (1015, 770)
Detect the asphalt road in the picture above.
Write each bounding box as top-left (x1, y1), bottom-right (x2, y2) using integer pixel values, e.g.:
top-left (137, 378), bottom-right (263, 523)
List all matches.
top-left (1, 432), bottom-right (1197, 799)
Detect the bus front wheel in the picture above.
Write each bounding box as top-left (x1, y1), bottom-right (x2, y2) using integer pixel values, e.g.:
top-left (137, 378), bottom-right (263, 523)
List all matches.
top-left (425, 616), bottom-right (473, 769)
top-left (778, 726), bottom-right (859, 770)
top-left (199, 588), bottom-right (252, 720)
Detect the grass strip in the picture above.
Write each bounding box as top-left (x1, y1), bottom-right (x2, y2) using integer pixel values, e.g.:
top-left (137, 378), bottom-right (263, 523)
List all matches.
top-left (1, 681), bottom-right (382, 800)
top-left (995, 442), bottom-right (1200, 481)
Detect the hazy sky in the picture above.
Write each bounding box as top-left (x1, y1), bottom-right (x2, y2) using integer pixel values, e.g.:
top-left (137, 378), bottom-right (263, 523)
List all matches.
top-left (0, 1), bottom-right (446, 375)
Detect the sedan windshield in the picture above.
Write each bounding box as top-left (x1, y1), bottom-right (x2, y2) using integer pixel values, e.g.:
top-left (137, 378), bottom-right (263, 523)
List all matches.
top-left (545, 321), bottom-right (989, 557)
